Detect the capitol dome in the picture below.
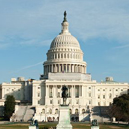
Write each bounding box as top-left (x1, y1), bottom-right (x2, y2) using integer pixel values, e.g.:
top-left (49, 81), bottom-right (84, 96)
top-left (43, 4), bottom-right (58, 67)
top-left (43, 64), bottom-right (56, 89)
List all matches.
top-left (43, 12), bottom-right (87, 76)
top-left (50, 34), bottom-right (80, 49)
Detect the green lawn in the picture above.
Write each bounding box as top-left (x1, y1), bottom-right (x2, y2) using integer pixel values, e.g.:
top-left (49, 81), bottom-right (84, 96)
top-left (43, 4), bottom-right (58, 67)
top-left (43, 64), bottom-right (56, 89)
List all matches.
top-left (0, 122), bottom-right (128, 129)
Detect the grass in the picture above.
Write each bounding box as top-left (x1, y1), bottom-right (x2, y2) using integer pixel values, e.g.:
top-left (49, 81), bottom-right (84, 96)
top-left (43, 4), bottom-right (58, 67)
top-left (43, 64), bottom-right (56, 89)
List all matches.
top-left (0, 122), bottom-right (128, 129)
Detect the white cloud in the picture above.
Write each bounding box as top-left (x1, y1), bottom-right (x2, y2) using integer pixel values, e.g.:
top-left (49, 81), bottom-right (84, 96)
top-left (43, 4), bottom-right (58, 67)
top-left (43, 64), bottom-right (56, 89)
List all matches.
top-left (114, 44), bottom-right (129, 49)
top-left (9, 61), bottom-right (43, 74)
top-left (0, 43), bottom-right (9, 49)
top-left (0, 0), bottom-right (129, 46)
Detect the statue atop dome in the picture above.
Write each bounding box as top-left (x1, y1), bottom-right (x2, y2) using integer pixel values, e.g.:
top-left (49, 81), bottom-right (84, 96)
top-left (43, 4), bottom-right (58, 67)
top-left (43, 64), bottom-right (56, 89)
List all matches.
top-left (63, 11), bottom-right (67, 22)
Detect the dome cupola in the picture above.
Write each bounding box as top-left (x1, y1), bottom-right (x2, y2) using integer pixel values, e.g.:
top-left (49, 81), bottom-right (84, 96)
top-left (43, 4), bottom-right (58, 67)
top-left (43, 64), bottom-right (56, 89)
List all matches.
top-left (43, 11), bottom-right (87, 77)
top-left (50, 11), bottom-right (80, 49)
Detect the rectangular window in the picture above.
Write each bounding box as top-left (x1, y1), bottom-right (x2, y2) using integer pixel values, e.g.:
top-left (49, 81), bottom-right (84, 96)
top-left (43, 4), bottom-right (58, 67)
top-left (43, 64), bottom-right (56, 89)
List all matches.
top-left (50, 100), bottom-right (53, 104)
top-left (38, 93), bottom-right (40, 97)
top-left (89, 93), bottom-right (91, 97)
top-left (103, 95), bottom-right (105, 99)
top-left (98, 95), bottom-right (100, 99)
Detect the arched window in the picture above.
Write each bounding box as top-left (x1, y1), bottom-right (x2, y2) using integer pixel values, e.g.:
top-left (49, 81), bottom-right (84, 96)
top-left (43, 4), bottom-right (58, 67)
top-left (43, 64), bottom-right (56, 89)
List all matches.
top-left (42, 109), bottom-right (45, 114)
top-left (82, 109), bottom-right (85, 114)
top-left (55, 109), bottom-right (58, 114)
top-left (49, 109), bottom-right (52, 114)
top-left (75, 109), bottom-right (78, 114)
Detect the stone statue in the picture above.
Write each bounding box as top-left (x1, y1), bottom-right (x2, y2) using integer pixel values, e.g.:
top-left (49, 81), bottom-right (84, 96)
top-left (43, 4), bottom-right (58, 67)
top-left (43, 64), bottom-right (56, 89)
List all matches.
top-left (63, 11), bottom-right (67, 22)
top-left (91, 119), bottom-right (98, 126)
top-left (61, 85), bottom-right (68, 105)
top-left (30, 118), bottom-right (38, 127)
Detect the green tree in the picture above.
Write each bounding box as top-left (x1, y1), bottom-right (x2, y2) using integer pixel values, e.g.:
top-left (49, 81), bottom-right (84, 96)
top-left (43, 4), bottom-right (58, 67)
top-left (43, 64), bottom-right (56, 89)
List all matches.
top-left (110, 94), bottom-right (129, 123)
top-left (4, 95), bottom-right (15, 120)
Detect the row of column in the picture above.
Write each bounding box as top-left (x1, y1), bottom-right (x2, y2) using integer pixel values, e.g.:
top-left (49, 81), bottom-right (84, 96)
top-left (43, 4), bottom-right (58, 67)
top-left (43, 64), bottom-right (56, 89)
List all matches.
top-left (47, 52), bottom-right (83, 60)
top-left (46, 85), bottom-right (82, 98)
top-left (44, 64), bottom-right (86, 75)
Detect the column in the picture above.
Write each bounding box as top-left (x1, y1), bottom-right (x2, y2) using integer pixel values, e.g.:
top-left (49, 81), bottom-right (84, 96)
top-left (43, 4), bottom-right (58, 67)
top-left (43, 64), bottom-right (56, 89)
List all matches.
top-left (82, 66), bottom-right (83, 73)
top-left (48, 65), bottom-right (49, 73)
top-left (49, 65), bottom-right (51, 72)
top-left (55, 64), bottom-right (57, 72)
top-left (73, 85), bottom-right (75, 98)
top-left (56, 53), bottom-right (58, 59)
top-left (74, 65), bottom-right (75, 72)
top-left (53, 85), bottom-right (56, 97)
top-left (71, 86), bottom-right (73, 98)
top-left (46, 85), bottom-right (48, 97)
top-left (59, 64), bottom-right (61, 72)
top-left (51, 64), bottom-right (53, 73)
top-left (82, 85), bottom-right (84, 97)
top-left (53, 64), bottom-right (55, 72)
top-left (57, 64), bottom-right (59, 72)
top-left (69, 64), bottom-right (71, 72)
top-left (66, 64), bottom-right (67, 72)
top-left (81, 65), bottom-right (82, 73)
top-left (79, 86), bottom-right (82, 96)
top-left (62, 64), bottom-right (64, 72)
top-left (84, 66), bottom-right (86, 73)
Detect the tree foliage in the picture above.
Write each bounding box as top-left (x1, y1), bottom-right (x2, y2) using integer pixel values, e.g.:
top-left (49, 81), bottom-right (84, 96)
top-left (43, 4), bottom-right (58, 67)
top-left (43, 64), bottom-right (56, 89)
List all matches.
top-left (110, 94), bottom-right (129, 122)
top-left (4, 95), bottom-right (15, 120)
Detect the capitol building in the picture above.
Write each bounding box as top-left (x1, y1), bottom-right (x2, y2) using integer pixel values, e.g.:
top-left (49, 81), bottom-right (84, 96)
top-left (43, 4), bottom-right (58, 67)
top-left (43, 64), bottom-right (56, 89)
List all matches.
top-left (0, 12), bottom-right (129, 122)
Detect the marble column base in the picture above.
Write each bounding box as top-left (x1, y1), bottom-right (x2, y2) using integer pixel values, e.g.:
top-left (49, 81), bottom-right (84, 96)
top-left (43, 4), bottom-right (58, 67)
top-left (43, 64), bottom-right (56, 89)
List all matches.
top-left (29, 126), bottom-right (39, 129)
top-left (91, 126), bottom-right (99, 129)
top-left (56, 105), bottom-right (72, 129)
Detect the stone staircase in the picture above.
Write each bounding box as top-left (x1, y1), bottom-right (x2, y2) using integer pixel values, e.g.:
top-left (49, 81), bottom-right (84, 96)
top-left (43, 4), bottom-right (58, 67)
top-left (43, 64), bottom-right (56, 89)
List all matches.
top-left (10, 105), bottom-right (35, 122)
top-left (91, 106), bottom-right (110, 122)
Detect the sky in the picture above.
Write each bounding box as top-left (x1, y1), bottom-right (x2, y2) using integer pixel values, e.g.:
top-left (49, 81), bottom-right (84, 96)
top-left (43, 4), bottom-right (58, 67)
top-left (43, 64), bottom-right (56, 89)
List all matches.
top-left (0, 0), bottom-right (129, 83)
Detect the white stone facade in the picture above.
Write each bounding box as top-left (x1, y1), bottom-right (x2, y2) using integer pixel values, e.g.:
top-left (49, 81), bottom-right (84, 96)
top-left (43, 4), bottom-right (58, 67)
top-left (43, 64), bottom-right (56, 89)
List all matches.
top-left (32, 14), bottom-right (129, 122)
top-left (0, 77), bottom-right (32, 105)
top-left (0, 13), bottom-right (129, 122)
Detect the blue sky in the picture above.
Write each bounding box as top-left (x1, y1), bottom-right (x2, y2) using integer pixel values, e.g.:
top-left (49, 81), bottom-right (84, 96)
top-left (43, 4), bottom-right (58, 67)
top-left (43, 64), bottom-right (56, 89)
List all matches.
top-left (0, 0), bottom-right (129, 83)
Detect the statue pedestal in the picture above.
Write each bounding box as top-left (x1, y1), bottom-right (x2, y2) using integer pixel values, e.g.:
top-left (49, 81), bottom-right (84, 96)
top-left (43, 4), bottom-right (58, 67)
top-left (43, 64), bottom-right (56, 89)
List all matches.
top-left (29, 126), bottom-right (39, 129)
top-left (56, 105), bottom-right (72, 129)
top-left (91, 126), bottom-right (99, 129)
